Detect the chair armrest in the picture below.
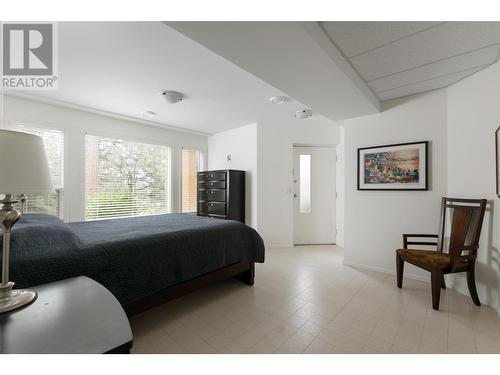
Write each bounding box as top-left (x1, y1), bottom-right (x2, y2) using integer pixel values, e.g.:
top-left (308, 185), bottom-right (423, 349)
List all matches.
top-left (402, 234), bottom-right (438, 249)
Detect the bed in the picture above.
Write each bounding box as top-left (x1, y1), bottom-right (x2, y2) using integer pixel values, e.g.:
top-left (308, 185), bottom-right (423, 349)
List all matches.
top-left (6, 213), bottom-right (265, 315)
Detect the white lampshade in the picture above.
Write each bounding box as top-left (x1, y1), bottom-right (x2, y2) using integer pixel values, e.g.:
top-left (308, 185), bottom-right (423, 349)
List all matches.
top-left (0, 130), bottom-right (54, 194)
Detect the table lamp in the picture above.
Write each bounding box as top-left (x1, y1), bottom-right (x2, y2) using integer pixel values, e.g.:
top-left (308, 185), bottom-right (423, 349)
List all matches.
top-left (0, 129), bottom-right (54, 313)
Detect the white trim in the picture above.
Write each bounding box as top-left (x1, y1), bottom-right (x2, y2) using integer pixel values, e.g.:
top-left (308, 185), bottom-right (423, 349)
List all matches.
top-left (266, 243), bottom-right (294, 248)
top-left (345, 260), bottom-right (500, 316)
top-left (342, 260), bottom-right (429, 283)
top-left (5, 91), bottom-right (212, 137)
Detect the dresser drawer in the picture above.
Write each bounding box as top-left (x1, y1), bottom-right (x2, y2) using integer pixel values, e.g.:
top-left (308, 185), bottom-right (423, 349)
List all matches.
top-left (199, 202), bottom-right (226, 216)
top-left (198, 171), bottom-right (226, 182)
top-left (198, 180), bottom-right (226, 189)
top-left (198, 189), bottom-right (226, 202)
top-left (197, 169), bottom-right (244, 223)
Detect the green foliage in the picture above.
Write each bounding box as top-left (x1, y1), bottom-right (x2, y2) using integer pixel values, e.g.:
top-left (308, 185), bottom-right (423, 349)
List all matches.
top-left (85, 136), bottom-right (170, 220)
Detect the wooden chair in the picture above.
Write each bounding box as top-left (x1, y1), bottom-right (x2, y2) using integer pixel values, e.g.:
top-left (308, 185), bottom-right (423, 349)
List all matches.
top-left (396, 197), bottom-right (487, 310)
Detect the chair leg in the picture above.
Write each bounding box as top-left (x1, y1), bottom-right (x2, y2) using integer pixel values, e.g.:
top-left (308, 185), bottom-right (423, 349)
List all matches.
top-left (396, 253), bottom-right (404, 288)
top-left (430, 270), bottom-right (442, 311)
top-left (466, 264), bottom-right (481, 306)
top-left (440, 274), bottom-right (446, 289)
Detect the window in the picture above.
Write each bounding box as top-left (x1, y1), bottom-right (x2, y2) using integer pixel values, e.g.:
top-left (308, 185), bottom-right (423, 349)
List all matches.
top-left (3, 124), bottom-right (64, 218)
top-left (181, 148), bottom-right (202, 213)
top-left (299, 154), bottom-right (311, 213)
top-left (85, 135), bottom-right (171, 220)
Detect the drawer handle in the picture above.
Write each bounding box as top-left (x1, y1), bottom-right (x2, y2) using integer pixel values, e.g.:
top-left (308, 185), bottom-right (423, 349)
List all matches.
top-left (210, 191), bottom-right (214, 194)
top-left (210, 204), bottom-right (214, 206)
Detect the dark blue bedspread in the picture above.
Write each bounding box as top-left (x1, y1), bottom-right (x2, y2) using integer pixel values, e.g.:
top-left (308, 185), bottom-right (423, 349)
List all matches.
top-left (5, 213), bottom-right (265, 306)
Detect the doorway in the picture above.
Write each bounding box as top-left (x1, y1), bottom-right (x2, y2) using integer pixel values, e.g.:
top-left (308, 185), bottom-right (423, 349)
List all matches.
top-left (293, 146), bottom-right (336, 245)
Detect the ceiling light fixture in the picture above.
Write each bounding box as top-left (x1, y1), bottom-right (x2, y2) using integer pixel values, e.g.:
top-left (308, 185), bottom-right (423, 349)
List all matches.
top-left (141, 110), bottom-right (156, 118)
top-left (293, 109), bottom-right (313, 119)
top-left (160, 91), bottom-right (184, 104)
top-left (269, 96), bottom-right (290, 105)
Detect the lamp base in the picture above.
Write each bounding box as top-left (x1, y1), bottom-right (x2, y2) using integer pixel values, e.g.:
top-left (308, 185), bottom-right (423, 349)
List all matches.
top-left (0, 282), bottom-right (37, 314)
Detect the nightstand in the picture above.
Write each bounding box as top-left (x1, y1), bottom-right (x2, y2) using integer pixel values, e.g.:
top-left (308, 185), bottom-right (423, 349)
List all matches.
top-left (0, 276), bottom-right (133, 354)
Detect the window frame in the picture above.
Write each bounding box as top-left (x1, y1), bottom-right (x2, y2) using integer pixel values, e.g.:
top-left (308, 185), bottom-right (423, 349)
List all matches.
top-left (84, 131), bottom-right (174, 221)
top-left (299, 153), bottom-right (312, 214)
top-left (180, 146), bottom-right (205, 213)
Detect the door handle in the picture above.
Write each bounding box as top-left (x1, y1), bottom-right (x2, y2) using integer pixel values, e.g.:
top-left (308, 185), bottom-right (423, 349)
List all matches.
top-left (293, 194), bottom-right (297, 198)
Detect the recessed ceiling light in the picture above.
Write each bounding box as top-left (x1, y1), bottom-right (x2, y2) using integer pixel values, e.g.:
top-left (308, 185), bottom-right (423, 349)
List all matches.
top-left (269, 96), bottom-right (290, 105)
top-left (293, 109), bottom-right (312, 119)
top-left (141, 110), bottom-right (156, 118)
top-left (160, 90), bottom-right (184, 104)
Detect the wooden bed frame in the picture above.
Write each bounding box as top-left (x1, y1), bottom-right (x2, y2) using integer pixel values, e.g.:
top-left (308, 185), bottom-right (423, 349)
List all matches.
top-left (125, 261), bottom-right (255, 316)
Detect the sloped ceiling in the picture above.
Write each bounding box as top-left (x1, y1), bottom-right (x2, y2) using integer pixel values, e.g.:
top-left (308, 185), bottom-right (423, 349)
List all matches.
top-left (321, 22), bottom-right (500, 101)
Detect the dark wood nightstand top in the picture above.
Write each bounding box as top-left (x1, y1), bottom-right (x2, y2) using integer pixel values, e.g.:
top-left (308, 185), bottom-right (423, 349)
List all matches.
top-left (0, 276), bottom-right (133, 354)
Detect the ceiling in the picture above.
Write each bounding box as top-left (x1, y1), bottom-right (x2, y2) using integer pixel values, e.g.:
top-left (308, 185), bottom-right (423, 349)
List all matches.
top-left (17, 22), bottom-right (500, 132)
top-left (167, 22), bottom-right (380, 122)
top-left (22, 22), bottom-right (335, 135)
top-left (321, 22), bottom-right (500, 101)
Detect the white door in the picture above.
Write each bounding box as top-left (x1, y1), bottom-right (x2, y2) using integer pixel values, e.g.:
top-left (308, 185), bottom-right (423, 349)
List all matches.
top-left (293, 146), bottom-right (336, 245)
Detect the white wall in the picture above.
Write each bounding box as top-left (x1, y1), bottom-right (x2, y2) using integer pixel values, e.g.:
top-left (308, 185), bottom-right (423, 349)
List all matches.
top-left (207, 118), bottom-right (340, 243)
top-left (207, 123), bottom-right (258, 228)
top-left (343, 90), bottom-right (448, 280)
top-left (342, 65), bottom-right (500, 313)
top-left (2, 95), bottom-right (208, 222)
top-left (257, 116), bottom-right (340, 246)
top-left (447, 62), bottom-right (500, 310)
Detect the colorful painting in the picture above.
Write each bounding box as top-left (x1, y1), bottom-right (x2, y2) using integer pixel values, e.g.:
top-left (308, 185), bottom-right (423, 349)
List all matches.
top-left (358, 141), bottom-right (428, 190)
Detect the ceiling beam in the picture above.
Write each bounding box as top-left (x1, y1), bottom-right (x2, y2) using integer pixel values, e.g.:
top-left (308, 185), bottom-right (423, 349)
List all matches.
top-left (165, 22), bottom-right (380, 122)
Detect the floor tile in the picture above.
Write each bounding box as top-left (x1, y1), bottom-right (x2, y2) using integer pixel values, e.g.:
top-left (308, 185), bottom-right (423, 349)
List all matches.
top-left (130, 245), bottom-right (500, 354)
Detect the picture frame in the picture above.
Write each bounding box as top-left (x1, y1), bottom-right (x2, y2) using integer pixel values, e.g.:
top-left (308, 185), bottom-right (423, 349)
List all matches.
top-left (357, 141), bottom-right (429, 191)
top-left (495, 126), bottom-right (500, 197)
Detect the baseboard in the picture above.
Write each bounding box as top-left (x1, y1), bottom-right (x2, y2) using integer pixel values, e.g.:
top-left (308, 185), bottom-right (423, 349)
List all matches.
top-left (294, 243), bottom-right (336, 246)
top-left (342, 260), bottom-right (429, 283)
top-left (344, 260), bottom-right (500, 316)
top-left (266, 243), bottom-right (339, 248)
top-left (265, 243), bottom-right (294, 248)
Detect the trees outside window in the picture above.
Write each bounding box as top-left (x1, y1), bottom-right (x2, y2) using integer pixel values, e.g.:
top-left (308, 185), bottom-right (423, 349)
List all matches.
top-left (85, 135), bottom-right (171, 220)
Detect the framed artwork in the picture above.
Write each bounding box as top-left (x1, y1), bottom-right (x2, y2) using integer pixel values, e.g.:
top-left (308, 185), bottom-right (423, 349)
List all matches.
top-left (357, 141), bottom-right (428, 191)
top-left (496, 126), bottom-right (500, 197)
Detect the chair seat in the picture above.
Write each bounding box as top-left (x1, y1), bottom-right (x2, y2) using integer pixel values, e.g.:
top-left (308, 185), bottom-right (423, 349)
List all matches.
top-left (396, 248), bottom-right (451, 269)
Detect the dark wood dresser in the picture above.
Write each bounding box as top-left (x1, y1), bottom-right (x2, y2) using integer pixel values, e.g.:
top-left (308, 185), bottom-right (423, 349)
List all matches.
top-left (197, 169), bottom-right (245, 223)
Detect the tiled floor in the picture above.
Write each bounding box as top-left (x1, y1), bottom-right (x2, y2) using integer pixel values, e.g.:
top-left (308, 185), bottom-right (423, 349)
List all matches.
top-left (130, 245), bottom-right (500, 354)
